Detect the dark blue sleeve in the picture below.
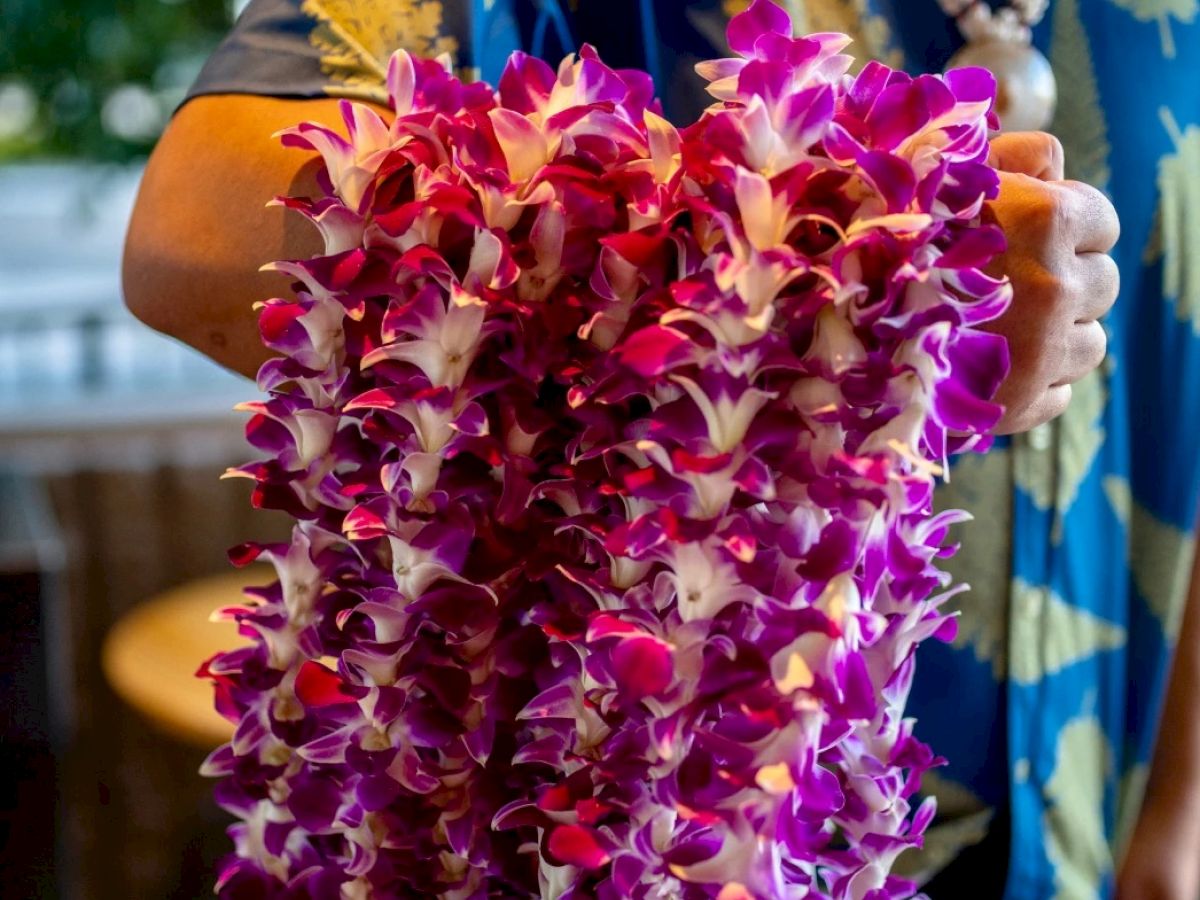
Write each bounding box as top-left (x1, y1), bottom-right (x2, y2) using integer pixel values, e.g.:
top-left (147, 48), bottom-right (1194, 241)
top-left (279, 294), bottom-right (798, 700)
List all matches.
top-left (183, 0), bottom-right (729, 121)
top-left (184, 0), bottom-right (478, 106)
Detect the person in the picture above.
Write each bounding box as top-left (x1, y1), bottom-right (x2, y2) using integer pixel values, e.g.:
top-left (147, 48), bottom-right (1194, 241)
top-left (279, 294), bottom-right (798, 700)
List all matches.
top-left (121, 2), bottom-right (1197, 897)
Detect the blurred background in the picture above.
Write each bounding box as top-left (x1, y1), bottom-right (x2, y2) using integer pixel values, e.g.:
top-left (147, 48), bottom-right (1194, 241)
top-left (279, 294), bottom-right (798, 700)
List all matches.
top-left (1, 1), bottom-right (290, 896)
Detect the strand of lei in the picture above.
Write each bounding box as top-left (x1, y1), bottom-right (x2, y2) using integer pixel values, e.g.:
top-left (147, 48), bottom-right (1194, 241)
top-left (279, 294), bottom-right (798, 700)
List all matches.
top-left (200, 2), bottom-right (1012, 897)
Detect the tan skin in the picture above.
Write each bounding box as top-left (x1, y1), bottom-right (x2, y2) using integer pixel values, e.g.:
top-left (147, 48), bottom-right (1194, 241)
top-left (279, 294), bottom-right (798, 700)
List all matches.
top-left (127, 95), bottom-right (1195, 894)
top-left (123, 96), bottom-right (332, 379)
top-left (1116, 525), bottom-right (1200, 900)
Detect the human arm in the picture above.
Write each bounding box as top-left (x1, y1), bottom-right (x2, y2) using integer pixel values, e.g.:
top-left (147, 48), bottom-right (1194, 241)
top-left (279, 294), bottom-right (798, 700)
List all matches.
top-left (122, 94), bottom-right (386, 378)
top-left (1115, 533), bottom-right (1200, 900)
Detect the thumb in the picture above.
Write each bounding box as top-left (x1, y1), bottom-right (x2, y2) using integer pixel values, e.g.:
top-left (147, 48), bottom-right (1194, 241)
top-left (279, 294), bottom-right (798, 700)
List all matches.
top-left (988, 131), bottom-right (1065, 181)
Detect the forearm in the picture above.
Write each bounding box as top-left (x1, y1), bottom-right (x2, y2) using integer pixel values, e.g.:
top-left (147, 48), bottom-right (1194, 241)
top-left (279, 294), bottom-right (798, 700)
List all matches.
top-left (1140, 534), bottom-right (1200, 830)
top-left (122, 95), bottom-right (371, 378)
top-left (1116, 531), bottom-right (1200, 898)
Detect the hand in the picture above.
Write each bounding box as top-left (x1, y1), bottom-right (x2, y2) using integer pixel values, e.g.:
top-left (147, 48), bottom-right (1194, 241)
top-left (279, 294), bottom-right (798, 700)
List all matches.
top-left (982, 132), bottom-right (1120, 435)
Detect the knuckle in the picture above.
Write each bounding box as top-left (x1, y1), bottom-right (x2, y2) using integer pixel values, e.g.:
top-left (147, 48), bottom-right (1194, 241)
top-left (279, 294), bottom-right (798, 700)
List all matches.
top-left (1065, 180), bottom-right (1121, 247)
top-left (1038, 185), bottom-right (1072, 233)
top-left (1075, 253), bottom-right (1120, 313)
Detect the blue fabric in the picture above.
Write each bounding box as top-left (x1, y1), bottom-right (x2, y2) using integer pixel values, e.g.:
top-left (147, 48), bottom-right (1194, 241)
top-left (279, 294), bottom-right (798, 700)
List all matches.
top-left (883, 3), bottom-right (1200, 896)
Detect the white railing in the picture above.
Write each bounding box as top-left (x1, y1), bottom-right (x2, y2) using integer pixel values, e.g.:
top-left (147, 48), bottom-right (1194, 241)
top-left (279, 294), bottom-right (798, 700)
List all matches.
top-left (0, 163), bottom-right (251, 469)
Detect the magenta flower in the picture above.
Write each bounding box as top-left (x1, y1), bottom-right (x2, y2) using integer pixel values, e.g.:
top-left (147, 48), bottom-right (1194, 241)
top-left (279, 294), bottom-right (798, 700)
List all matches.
top-left (201, 2), bottom-right (1010, 896)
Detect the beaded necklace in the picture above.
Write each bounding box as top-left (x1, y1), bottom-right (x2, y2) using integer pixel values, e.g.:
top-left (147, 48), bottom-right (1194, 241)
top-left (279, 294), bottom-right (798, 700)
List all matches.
top-left (937, 0), bottom-right (1057, 130)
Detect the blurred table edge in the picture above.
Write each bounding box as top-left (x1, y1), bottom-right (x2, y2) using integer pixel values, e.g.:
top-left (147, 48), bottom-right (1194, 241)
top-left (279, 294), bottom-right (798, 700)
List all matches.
top-left (101, 568), bottom-right (264, 749)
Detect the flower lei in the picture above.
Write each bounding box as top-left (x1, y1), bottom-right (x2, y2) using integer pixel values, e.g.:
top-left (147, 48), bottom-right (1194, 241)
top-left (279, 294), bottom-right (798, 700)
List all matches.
top-left (201, 2), bottom-right (1011, 897)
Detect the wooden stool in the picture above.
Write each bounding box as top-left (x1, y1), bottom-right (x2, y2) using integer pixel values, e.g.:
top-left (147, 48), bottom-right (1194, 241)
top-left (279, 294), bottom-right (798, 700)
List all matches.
top-left (102, 568), bottom-right (266, 748)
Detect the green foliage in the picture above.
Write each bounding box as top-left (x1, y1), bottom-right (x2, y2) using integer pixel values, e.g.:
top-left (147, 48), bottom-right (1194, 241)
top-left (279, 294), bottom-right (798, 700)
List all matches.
top-left (0, 0), bottom-right (229, 160)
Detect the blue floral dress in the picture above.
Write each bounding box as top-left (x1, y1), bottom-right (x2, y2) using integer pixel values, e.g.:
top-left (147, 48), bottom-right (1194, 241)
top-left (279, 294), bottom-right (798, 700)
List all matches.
top-left (186, 1), bottom-right (1200, 895)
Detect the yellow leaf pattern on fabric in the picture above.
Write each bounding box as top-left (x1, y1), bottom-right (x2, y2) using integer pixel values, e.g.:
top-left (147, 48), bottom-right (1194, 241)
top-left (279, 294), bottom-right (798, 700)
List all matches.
top-left (1102, 472), bottom-right (1132, 524)
top-left (1010, 578), bottom-right (1126, 685)
top-left (1013, 368), bottom-right (1107, 544)
top-left (790, 0), bottom-right (902, 69)
top-left (1013, 431), bottom-right (1053, 513)
top-left (1107, 0), bottom-right (1198, 57)
top-left (1154, 108), bottom-right (1200, 334)
top-left (1112, 762), bottom-right (1151, 863)
top-left (1044, 717), bottom-right (1115, 899)
top-left (302, 0), bottom-right (460, 102)
top-left (1049, 0), bottom-right (1111, 191)
top-left (894, 771), bottom-right (992, 884)
top-left (721, 0), bottom-right (902, 68)
top-left (932, 448), bottom-right (1013, 679)
top-left (1103, 475), bottom-right (1193, 644)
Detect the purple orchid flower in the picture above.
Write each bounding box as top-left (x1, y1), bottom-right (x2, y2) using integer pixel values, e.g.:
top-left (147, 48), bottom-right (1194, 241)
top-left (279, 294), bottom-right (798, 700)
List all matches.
top-left (202, 2), bottom-right (1010, 896)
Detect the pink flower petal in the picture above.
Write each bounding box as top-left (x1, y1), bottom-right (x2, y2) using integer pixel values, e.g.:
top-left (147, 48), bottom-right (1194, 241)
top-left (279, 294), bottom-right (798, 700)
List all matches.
top-left (548, 824), bottom-right (611, 869)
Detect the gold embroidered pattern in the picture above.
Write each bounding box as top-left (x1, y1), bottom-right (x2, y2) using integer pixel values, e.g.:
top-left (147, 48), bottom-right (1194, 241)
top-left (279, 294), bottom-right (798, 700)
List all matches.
top-left (301, 0), bottom-right (460, 102)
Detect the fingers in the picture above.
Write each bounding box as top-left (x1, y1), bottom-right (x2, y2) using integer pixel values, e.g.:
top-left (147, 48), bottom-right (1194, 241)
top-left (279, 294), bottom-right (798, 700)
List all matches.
top-left (1052, 321), bottom-right (1107, 388)
top-left (989, 131), bottom-right (1065, 181)
top-left (1073, 252), bottom-right (1120, 323)
top-left (982, 149), bottom-right (1120, 436)
top-left (1003, 178), bottom-right (1118, 264)
top-left (1059, 180), bottom-right (1120, 253)
top-left (993, 382), bottom-right (1072, 435)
